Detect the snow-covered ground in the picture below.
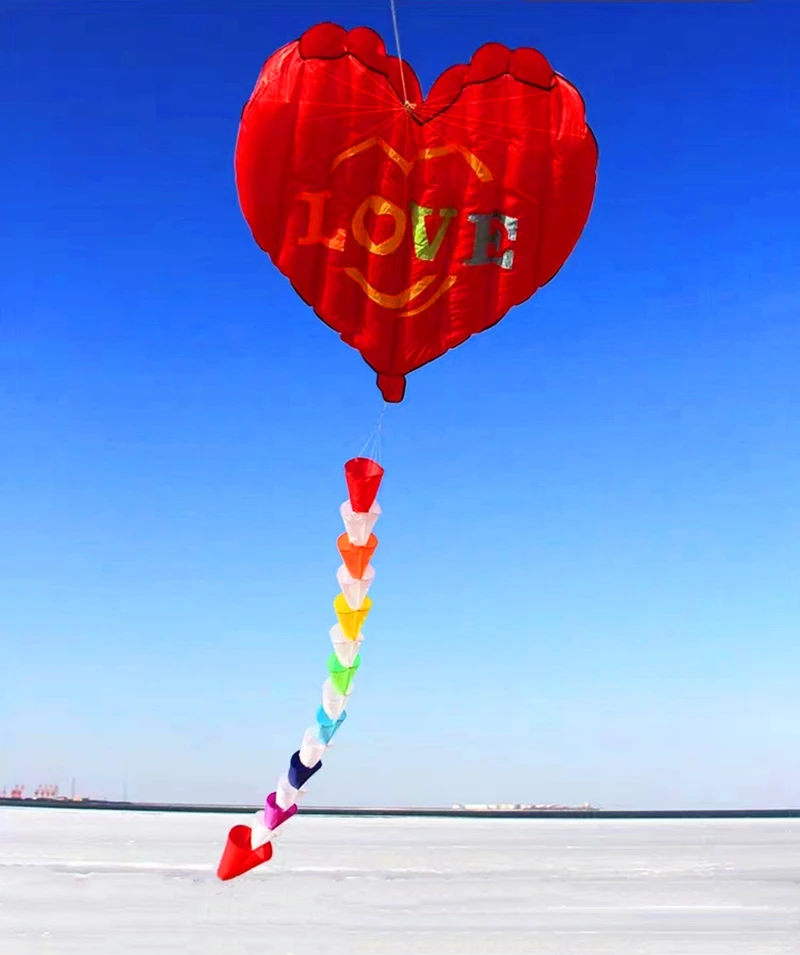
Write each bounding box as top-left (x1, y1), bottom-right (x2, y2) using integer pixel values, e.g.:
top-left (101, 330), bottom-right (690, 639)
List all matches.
top-left (1, 809), bottom-right (798, 954)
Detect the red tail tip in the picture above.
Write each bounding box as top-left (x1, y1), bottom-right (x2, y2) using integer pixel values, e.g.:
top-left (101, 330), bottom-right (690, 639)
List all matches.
top-left (217, 825), bottom-right (274, 881)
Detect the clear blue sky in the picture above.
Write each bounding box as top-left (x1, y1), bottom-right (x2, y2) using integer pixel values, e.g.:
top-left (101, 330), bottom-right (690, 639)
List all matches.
top-left (2, 1), bottom-right (797, 809)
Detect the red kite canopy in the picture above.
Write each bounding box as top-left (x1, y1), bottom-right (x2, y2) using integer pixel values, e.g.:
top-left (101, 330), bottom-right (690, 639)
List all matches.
top-left (235, 23), bottom-right (597, 401)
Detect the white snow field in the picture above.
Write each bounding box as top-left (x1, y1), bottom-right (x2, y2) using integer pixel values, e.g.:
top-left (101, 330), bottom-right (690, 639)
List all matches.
top-left (1, 809), bottom-right (798, 955)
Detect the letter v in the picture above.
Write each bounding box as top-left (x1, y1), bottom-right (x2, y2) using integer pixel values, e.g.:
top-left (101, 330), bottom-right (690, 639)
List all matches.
top-left (411, 203), bottom-right (457, 262)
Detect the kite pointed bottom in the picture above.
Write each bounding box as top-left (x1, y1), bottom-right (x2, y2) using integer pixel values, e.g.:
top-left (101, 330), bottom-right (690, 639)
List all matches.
top-left (376, 372), bottom-right (406, 403)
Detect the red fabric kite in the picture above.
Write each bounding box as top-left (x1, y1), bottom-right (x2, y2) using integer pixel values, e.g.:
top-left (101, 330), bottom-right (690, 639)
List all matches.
top-left (235, 23), bottom-right (597, 402)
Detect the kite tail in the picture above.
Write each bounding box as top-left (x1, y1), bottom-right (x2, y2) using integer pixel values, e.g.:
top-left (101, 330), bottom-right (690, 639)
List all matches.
top-left (217, 456), bottom-right (384, 881)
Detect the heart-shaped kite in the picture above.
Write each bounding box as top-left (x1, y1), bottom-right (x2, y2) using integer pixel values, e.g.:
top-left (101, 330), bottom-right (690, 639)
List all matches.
top-left (235, 22), bottom-right (597, 401)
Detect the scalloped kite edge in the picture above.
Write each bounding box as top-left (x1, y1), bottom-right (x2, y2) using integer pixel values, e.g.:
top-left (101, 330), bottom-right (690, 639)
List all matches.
top-left (293, 21), bottom-right (564, 114)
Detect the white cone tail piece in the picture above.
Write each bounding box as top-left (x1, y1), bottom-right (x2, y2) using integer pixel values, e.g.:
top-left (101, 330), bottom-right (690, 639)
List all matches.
top-left (300, 726), bottom-right (328, 768)
top-left (250, 810), bottom-right (282, 850)
top-left (329, 624), bottom-right (363, 668)
top-left (322, 677), bottom-right (350, 721)
top-left (340, 499), bottom-right (381, 546)
top-left (336, 562), bottom-right (375, 610)
top-left (275, 774), bottom-right (300, 810)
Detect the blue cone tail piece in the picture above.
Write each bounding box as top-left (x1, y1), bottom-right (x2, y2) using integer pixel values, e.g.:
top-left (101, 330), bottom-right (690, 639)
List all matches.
top-left (316, 705), bottom-right (346, 742)
top-left (288, 750), bottom-right (322, 789)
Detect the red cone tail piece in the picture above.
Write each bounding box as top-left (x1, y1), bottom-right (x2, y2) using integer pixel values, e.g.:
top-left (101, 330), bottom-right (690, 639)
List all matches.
top-left (345, 457), bottom-right (384, 513)
top-left (217, 825), bottom-right (274, 881)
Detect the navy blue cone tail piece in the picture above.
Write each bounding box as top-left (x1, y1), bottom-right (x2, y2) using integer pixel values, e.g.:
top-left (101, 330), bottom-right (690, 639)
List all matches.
top-left (288, 750), bottom-right (323, 789)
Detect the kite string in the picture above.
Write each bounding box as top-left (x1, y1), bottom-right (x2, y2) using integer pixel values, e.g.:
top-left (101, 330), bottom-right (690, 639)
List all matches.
top-left (389, 0), bottom-right (410, 105)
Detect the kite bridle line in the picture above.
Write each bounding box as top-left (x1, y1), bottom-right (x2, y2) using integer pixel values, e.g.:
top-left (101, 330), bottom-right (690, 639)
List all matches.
top-left (358, 400), bottom-right (387, 463)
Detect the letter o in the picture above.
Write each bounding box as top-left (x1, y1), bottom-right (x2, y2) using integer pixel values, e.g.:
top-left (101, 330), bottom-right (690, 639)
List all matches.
top-left (351, 195), bottom-right (406, 256)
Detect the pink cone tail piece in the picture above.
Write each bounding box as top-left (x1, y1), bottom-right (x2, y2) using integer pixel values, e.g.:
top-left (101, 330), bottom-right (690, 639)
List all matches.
top-left (264, 791), bottom-right (298, 830)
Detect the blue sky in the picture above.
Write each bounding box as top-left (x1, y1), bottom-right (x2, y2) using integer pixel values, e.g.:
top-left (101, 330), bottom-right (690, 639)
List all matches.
top-left (1, 1), bottom-right (797, 809)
